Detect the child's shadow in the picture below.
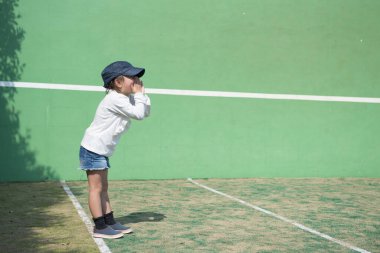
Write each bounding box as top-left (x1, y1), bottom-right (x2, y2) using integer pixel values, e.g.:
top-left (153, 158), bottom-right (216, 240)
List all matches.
top-left (117, 212), bottom-right (166, 224)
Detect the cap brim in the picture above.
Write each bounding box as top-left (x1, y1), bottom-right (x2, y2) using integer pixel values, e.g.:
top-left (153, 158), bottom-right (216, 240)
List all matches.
top-left (126, 67), bottom-right (145, 78)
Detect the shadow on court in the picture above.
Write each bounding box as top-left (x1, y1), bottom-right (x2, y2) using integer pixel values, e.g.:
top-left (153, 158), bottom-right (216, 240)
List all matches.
top-left (0, 1), bottom-right (85, 253)
top-left (0, 0), bottom-right (57, 182)
top-left (0, 182), bottom-right (97, 252)
top-left (118, 212), bottom-right (167, 224)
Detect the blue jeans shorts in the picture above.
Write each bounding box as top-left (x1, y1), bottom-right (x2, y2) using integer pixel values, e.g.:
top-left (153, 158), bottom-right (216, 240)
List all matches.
top-left (79, 146), bottom-right (110, 171)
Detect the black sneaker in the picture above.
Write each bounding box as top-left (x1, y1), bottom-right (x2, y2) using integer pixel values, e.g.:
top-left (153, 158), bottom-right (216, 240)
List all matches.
top-left (109, 222), bottom-right (133, 234)
top-left (93, 226), bottom-right (124, 239)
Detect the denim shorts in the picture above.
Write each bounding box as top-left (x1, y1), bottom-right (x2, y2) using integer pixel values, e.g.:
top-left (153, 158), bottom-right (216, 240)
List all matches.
top-left (79, 146), bottom-right (110, 170)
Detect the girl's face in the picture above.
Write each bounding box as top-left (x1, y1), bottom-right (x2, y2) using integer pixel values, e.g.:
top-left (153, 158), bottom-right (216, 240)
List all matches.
top-left (118, 76), bottom-right (139, 96)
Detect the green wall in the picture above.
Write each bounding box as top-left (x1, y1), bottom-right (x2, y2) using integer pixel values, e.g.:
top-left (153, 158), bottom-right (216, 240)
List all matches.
top-left (1, 0), bottom-right (379, 181)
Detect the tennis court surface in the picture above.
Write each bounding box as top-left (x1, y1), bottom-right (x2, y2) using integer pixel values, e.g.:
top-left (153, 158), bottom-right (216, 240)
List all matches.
top-left (2, 178), bottom-right (378, 252)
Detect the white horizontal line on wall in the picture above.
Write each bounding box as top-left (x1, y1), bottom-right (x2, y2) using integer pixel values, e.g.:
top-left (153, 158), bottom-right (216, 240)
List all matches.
top-left (1, 81), bottom-right (380, 104)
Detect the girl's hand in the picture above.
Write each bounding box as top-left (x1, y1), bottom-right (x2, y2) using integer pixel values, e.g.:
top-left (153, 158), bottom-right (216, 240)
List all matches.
top-left (132, 83), bottom-right (143, 93)
top-left (132, 77), bottom-right (143, 93)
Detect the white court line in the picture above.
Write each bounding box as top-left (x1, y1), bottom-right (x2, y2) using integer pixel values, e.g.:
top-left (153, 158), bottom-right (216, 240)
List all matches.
top-left (187, 178), bottom-right (371, 253)
top-left (1, 81), bottom-right (380, 104)
top-left (60, 180), bottom-right (112, 253)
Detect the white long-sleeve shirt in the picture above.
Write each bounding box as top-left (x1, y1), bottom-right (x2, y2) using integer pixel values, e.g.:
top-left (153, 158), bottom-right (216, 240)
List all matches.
top-left (81, 90), bottom-right (150, 157)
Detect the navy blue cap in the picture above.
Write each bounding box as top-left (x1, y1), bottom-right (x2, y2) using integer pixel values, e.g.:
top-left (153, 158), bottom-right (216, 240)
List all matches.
top-left (101, 61), bottom-right (145, 87)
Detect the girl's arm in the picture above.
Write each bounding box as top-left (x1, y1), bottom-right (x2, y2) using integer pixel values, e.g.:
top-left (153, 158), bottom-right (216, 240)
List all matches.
top-left (114, 92), bottom-right (147, 120)
top-left (142, 86), bottom-right (151, 117)
top-left (144, 96), bottom-right (151, 117)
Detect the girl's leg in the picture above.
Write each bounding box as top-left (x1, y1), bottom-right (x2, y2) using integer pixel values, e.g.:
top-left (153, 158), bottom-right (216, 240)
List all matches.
top-left (100, 170), bottom-right (133, 234)
top-left (101, 170), bottom-right (118, 226)
top-left (87, 170), bottom-right (123, 239)
top-left (101, 169), bottom-right (113, 215)
top-left (87, 170), bottom-right (107, 219)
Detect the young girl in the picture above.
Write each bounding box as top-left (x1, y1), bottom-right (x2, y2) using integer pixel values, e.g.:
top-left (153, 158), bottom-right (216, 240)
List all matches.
top-left (79, 61), bottom-right (151, 239)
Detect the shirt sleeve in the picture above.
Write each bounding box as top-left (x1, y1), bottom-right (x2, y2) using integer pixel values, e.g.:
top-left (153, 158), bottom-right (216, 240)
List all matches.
top-left (144, 96), bottom-right (151, 117)
top-left (111, 92), bottom-right (148, 120)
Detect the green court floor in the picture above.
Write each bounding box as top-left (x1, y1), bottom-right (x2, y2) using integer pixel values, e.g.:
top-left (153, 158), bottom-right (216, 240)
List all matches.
top-left (1, 178), bottom-right (379, 252)
top-left (68, 178), bottom-right (379, 252)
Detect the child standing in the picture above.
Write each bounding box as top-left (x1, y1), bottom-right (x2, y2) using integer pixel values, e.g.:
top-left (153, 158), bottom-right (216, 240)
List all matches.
top-left (79, 61), bottom-right (151, 239)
